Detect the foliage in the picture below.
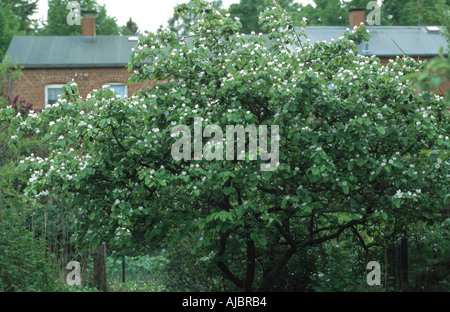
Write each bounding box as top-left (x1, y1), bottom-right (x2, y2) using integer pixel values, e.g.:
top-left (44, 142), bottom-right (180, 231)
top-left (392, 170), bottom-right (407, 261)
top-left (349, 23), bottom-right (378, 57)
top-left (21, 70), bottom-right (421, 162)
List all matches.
top-left (0, 184), bottom-right (64, 292)
top-left (406, 219), bottom-right (450, 291)
top-left (298, 0), bottom-right (348, 26)
top-left (381, 0), bottom-right (449, 26)
top-left (294, 0), bottom-right (449, 27)
top-left (39, 0), bottom-right (120, 36)
top-left (0, 95), bottom-right (71, 292)
top-left (168, 0), bottom-right (224, 36)
top-left (4, 95), bottom-right (33, 116)
top-left (0, 95), bottom-right (46, 168)
top-left (411, 51), bottom-right (450, 105)
top-left (227, 0), bottom-right (303, 33)
top-left (436, 0), bottom-right (450, 53)
top-left (161, 234), bottom-right (226, 291)
top-left (0, 2), bottom-right (24, 62)
top-left (226, 0), bottom-right (304, 33)
top-left (408, 49), bottom-right (450, 162)
top-left (5, 0), bottom-right (449, 292)
top-left (106, 254), bottom-right (168, 291)
top-left (7, 0), bottom-right (39, 34)
top-left (0, 55), bottom-right (23, 98)
top-left (121, 18), bottom-right (140, 36)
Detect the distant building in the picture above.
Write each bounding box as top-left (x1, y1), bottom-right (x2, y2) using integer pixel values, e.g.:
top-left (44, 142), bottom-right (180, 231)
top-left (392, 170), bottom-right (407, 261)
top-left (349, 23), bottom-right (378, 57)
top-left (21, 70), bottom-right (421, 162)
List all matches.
top-left (300, 9), bottom-right (448, 65)
top-left (2, 17), bottom-right (154, 110)
top-left (2, 10), bottom-right (448, 110)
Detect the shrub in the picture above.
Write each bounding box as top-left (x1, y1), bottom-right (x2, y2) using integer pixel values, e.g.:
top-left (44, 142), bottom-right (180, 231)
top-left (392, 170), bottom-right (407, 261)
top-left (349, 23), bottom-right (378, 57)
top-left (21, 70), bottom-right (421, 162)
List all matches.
top-left (0, 186), bottom-right (62, 292)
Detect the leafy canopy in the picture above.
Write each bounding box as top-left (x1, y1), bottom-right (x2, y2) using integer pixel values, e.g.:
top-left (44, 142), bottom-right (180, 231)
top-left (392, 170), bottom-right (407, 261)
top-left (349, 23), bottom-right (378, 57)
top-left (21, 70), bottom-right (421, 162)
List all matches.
top-left (39, 0), bottom-right (120, 36)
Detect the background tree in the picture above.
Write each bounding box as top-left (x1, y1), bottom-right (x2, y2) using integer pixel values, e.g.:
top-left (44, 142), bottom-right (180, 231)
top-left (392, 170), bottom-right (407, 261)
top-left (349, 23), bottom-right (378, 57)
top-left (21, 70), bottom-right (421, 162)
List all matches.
top-left (40, 0), bottom-right (120, 36)
top-left (436, 0), bottom-right (450, 51)
top-left (298, 0), bottom-right (347, 26)
top-left (6, 0), bottom-right (38, 34)
top-left (0, 2), bottom-right (23, 62)
top-left (381, 0), bottom-right (449, 26)
top-left (94, 3), bottom-right (120, 35)
top-left (296, 0), bottom-right (449, 27)
top-left (121, 17), bottom-right (140, 36)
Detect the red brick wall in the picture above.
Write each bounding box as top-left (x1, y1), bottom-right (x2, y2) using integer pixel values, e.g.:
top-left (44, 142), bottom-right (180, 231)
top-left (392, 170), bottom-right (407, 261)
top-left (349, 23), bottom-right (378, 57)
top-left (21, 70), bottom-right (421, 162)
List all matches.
top-left (82, 17), bottom-right (96, 38)
top-left (2, 67), bottom-right (156, 110)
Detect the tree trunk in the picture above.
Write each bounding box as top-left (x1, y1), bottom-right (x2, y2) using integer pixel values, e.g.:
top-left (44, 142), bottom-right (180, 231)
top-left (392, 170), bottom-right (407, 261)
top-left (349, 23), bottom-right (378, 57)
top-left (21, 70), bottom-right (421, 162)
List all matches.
top-left (258, 246), bottom-right (297, 292)
top-left (400, 237), bottom-right (408, 288)
top-left (244, 239), bottom-right (256, 292)
top-left (387, 243), bottom-right (396, 290)
top-left (93, 243), bottom-right (108, 292)
top-left (122, 256), bottom-right (126, 283)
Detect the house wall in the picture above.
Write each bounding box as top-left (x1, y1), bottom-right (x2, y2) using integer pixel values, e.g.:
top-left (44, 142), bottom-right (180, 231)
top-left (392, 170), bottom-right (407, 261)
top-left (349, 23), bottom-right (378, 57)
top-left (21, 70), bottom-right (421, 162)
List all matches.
top-left (2, 67), bottom-right (157, 111)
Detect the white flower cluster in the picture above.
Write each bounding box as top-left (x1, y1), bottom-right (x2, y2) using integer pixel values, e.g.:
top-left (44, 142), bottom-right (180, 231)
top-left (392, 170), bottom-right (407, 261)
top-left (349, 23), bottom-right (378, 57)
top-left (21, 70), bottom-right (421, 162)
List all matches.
top-left (394, 189), bottom-right (421, 199)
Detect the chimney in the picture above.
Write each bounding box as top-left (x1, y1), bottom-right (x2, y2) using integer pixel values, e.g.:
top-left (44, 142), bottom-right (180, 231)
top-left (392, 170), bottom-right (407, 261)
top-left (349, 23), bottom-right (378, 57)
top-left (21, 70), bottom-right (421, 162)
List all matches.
top-left (349, 8), bottom-right (366, 28)
top-left (82, 16), bottom-right (96, 41)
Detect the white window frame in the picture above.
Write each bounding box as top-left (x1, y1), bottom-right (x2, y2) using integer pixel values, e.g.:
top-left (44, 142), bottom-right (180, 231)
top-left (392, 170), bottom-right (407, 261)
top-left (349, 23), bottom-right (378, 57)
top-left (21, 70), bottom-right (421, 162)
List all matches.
top-left (108, 82), bottom-right (128, 98)
top-left (45, 84), bottom-right (65, 108)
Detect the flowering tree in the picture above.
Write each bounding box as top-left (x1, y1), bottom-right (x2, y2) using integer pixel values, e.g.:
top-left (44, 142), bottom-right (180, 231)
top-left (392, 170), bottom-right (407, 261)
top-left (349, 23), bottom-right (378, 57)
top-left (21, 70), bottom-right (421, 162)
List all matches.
top-left (6, 0), bottom-right (449, 291)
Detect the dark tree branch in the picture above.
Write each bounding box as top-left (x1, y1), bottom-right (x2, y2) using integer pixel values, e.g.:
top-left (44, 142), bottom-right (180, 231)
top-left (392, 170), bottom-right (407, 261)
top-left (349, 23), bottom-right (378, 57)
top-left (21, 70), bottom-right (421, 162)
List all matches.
top-left (244, 238), bottom-right (256, 292)
top-left (215, 230), bottom-right (244, 289)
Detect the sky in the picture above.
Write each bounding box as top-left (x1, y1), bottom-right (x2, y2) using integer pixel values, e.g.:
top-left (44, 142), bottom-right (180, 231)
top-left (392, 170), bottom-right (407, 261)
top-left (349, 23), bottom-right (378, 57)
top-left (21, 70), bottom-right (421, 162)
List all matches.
top-left (31, 0), bottom-right (315, 33)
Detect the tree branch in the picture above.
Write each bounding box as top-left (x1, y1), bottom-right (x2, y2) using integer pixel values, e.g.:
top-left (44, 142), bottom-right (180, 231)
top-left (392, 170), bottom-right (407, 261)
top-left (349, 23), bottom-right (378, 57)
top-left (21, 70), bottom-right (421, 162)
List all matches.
top-left (215, 230), bottom-right (244, 289)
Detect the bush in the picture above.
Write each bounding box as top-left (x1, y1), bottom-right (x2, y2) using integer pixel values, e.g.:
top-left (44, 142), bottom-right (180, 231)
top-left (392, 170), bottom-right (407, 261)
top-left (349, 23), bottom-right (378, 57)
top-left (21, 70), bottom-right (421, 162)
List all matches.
top-left (407, 219), bottom-right (450, 291)
top-left (0, 186), bottom-right (63, 292)
top-left (105, 254), bottom-right (168, 291)
top-left (161, 235), bottom-right (225, 292)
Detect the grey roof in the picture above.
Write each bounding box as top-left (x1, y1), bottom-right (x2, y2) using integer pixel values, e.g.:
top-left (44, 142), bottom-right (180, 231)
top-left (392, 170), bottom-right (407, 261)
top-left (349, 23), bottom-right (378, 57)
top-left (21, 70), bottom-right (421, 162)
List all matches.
top-left (4, 26), bottom-right (448, 68)
top-left (5, 35), bottom-right (145, 68)
top-left (297, 26), bottom-right (448, 57)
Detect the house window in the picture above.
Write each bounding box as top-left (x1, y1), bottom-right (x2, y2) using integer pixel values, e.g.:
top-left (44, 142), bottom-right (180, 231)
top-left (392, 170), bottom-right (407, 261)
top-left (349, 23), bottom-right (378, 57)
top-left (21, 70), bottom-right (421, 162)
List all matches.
top-left (108, 83), bottom-right (127, 98)
top-left (45, 84), bottom-right (65, 107)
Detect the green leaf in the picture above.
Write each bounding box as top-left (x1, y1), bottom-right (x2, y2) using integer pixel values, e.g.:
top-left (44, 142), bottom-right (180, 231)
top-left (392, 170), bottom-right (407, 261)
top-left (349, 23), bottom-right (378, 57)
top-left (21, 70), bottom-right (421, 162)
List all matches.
top-left (347, 162), bottom-right (354, 171)
top-left (377, 126), bottom-right (386, 135)
top-left (430, 76), bottom-right (441, 88)
top-left (223, 187), bottom-right (234, 196)
top-left (257, 235), bottom-right (267, 247)
top-left (157, 179), bottom-right (167, 186)
top-left (343, 185), bottom-right (349, 194)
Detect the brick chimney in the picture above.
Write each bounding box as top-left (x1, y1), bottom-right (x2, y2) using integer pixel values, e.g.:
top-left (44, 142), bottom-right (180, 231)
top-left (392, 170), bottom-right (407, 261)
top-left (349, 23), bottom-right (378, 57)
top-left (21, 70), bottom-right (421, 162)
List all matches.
top-left (82, 16), bottom-right (96, 41)
top-left (349, 8), bottom-right (366, 28)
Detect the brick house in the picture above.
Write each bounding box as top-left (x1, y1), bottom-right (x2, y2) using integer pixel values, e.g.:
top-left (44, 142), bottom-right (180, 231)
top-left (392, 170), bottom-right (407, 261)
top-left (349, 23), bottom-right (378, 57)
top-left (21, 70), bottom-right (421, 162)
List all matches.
top-left (2, 17), bottom-right (154, 111)
top-left (2, 11), bottom-right (448, 110)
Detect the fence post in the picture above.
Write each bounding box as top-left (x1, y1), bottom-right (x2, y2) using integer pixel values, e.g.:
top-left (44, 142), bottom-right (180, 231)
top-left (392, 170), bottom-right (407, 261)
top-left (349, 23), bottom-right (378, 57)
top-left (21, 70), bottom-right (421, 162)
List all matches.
top-left (93, 242), bottom-right (107, 292)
